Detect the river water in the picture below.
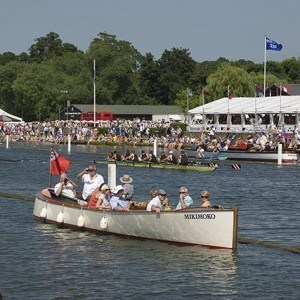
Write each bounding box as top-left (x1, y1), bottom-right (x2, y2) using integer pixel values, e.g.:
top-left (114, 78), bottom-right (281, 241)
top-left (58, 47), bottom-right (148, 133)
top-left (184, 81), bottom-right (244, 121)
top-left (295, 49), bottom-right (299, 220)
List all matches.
top-left (0, 142), bottom-right (299, 300)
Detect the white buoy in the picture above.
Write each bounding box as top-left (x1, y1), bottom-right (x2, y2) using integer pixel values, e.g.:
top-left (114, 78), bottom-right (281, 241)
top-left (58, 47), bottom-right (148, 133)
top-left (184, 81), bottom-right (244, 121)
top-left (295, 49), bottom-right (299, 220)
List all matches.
top-left (278, 143), bottom-right (282, 165)
top-left (108, 164), bottom-right (116, 190)
top-left (67, 135), bottom-right (71, 153)
top-left (100, 216), bottom-right (108, 229)
top-left (56, 211), bottom-right (64, 223)
top-left (153, 138), bottom-right (157, 157)
top-left (6, 135), bottom-right (9, 149)
top-left (77, 214), bottom-right (85, 227)
top-left (40, 207), bottom-right (47, 218)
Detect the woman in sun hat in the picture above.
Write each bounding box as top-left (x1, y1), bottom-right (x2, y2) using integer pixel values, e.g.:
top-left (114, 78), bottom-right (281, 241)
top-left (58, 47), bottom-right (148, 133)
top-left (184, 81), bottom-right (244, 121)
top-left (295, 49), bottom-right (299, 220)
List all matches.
top-left (120, 174), bottom-right (134, 201)
top-left (110, 185), bottom-right (129, 211)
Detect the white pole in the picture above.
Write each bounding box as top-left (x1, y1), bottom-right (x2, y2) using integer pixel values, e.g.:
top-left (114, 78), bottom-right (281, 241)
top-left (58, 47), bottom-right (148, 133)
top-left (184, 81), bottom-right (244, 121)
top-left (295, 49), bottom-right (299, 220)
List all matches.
top-left (278, 143), bottom-right (282, 165)
top-left (263, 35), bottom-right (267, 97)
top-left (6, 135), bottom-right (9, 149)
top-left (255, 85), bottom-right (258, 127)
top-left (153, 138), bottom-right (157, 157)
top-left (279, 82), bottom-right (282, 114)
top-left (107, 164), bottom-right (116, 190)
top-left (186, 88), bottom-right (189, 112)
top-left (93, 59), bottom-right (96, 127)
top-left (67, 135), bottom-right (71, 153)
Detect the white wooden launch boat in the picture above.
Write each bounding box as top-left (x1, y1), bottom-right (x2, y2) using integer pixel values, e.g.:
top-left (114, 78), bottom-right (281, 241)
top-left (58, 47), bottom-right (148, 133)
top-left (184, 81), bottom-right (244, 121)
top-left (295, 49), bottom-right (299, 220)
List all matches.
top-left (33, 192), bottom-right (238, 250)
top-left (224, 149), bottom-right (299, 163)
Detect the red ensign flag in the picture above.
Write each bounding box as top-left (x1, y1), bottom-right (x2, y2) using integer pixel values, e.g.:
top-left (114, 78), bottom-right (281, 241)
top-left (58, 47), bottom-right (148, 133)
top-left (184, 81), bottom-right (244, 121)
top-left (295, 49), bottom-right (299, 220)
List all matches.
top-left (50, 149), bottom-right (70, 175)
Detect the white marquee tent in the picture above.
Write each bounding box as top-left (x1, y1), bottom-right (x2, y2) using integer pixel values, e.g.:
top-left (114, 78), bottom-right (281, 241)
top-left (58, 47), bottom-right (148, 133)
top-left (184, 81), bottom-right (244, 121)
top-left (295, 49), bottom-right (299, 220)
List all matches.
top-left (0, 109), bottom-right (23, 122)
top-left (188, 96), bottom-right (300, 115)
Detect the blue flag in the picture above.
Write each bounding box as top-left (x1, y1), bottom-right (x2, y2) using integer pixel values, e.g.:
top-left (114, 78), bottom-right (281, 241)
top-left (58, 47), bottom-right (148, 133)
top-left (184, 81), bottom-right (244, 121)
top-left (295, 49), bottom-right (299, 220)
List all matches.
top-left (187, 89), bottom-right (193, 98)
top-left (266, 37), bottom-right (282, 51)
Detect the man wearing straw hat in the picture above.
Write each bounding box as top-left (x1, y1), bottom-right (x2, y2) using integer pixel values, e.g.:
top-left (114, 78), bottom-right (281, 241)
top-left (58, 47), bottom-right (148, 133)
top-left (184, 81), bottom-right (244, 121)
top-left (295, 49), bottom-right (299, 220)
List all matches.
top-left (120, 174), bottom-right (134, 201)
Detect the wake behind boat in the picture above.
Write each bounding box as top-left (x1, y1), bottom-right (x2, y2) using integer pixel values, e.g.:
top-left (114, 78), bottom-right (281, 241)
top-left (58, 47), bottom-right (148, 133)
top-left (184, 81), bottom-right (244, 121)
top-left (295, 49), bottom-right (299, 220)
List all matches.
top-left (33, 191), bottom-right (238, 250)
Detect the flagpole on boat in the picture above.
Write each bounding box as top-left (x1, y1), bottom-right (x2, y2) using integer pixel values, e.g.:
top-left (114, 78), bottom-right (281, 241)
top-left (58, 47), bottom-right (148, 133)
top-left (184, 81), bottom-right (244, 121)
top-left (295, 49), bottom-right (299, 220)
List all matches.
top-left (49, 148), bottom-right (53, 188)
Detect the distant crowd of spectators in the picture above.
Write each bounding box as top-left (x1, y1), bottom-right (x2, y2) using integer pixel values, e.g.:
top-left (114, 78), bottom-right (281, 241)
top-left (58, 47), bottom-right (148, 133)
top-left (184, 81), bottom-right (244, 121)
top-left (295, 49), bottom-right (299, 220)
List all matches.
top-left (1, 119), bottom-right (300, 151)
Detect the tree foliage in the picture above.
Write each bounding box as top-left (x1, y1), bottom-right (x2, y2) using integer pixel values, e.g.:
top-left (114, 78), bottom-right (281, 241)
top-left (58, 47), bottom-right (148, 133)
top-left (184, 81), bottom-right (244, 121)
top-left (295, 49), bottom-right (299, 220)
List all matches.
top-left (0, 31), bottom-right (299, 121)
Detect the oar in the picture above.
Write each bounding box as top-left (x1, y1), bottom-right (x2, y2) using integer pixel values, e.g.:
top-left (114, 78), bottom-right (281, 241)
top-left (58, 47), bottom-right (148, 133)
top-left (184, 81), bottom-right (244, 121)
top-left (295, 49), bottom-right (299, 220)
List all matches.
top-left (0, 192), bottom-right (34, 202)
top-left (190, 161), bottom-right (241, 169)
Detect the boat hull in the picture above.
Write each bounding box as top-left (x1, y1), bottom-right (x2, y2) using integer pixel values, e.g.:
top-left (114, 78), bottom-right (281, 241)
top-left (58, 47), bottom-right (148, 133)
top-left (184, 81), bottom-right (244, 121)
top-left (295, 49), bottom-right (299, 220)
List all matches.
top-left (225, 150), bottom-right (299, 163)
top-left (97, 161), bottom-right (216, 172)
top-left (33, 193), bottom-right (238, 250)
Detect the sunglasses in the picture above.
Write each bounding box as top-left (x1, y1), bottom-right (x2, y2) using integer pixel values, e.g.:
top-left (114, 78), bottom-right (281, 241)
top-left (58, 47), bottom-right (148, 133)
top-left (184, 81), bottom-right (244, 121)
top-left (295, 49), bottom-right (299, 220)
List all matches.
top-left (88, 169), bottom-right (95, 172)
top-left (179, 192), bottom-right (186, 194)
top-left (105, 189), bottom-right (110, 191)
top-left (201, 196), bottom-right (208, 198)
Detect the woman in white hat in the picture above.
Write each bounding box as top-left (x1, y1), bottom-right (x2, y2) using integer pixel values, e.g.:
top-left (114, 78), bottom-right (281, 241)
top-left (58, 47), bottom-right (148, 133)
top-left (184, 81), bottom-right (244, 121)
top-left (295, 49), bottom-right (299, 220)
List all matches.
top-left (120, 174), bottom-right (134, 201)
top-left (110, 185), bottom-right (130, 211)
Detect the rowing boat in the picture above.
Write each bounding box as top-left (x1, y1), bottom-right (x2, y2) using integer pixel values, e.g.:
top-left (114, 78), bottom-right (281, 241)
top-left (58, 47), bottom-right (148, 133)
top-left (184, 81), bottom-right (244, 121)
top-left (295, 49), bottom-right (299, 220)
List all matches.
top-left (33, 191), bottom-right (238, 250)
top-left (95, 160), bottom-right (217, 172)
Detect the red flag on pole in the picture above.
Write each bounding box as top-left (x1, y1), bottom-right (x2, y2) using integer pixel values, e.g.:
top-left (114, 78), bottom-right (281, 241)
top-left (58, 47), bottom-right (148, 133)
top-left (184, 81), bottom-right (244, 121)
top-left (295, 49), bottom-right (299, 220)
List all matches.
top-left (50, 149), bottom-right (70, 175)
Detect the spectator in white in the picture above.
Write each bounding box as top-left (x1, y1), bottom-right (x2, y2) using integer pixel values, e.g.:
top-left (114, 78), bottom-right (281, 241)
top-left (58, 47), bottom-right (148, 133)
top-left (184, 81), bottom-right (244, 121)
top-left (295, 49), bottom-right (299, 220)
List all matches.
top-left (110, 185), bottom-right (129, 211)
top-left (146, 189), bottom-right (166, 212)
top-left (260, 132), bottom-right (268, 150)
top-left (197, 145), bottom-right (205, 158)
top-left (76, 164), bottom-right (104, 201)
top-left (54, 173), bottom-right (77, 199)
top-left (119, 174), bottom-right (134, 201)
top-left (175, 187), bottom-right (193, 210)
top-left (42, 173), bottom-right (77, 200)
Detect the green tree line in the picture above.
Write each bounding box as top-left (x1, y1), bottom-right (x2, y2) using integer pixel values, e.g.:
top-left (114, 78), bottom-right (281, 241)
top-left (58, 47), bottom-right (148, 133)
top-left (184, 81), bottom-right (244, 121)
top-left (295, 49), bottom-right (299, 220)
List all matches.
top-left (0, 31), bottom-right (299, 121)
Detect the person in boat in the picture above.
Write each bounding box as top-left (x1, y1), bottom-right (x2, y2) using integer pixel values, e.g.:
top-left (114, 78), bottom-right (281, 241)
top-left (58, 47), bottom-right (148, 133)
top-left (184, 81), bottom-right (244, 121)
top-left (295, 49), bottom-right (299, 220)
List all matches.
top-left (95, 184), bottom-right (111, 210)
top-left (129, 150), bottom-right (139, 162)
top-left (162, 195), bottom-right (171, 210)
top-left (123, 150), bottom-right (131, 161)
top-left (106, 152), bottom-right (114, 161)
top-left (146, 189), bottom-right (166, 212)
top-left (162, 151), bottom-right (178, 164)
top-left (42, 173), bottom-right (77, 200)
top-left (196, 145), bottom-right (205, 158)
top-left (140, 150), bottom-right (148, 161)
top-left (76, 164), bottom-right (104, 202)
top-left (200, 190), bottom-right (211, 208)
top-left (143, 150), bottom-right (158, 164)
top-left (110, 185), bottom-right (130, 211)
top-left (149, 188), bottom-right (159, 201)
top-left (120, 174), bottom-right (134, 201)
top-left (175, 187), bottom-right (193, 210)
top-left (177, 150), bottom-right (189, 165)
top-left (88, 183), bottom-right (111, 210)
top-left (148, 150), bottom-right (158, 163)
top-left (159, 151), bottom-right (167, 162)
top-left (112, 150), bottom-right (123, 161)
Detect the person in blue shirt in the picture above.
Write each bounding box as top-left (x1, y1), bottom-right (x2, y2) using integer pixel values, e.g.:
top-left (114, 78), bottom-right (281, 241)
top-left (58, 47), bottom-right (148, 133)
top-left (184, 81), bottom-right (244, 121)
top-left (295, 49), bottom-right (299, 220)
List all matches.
top-left (110, 185), bottom-right (130, 211)
top-left (175, 187), bottom-right (193, 210)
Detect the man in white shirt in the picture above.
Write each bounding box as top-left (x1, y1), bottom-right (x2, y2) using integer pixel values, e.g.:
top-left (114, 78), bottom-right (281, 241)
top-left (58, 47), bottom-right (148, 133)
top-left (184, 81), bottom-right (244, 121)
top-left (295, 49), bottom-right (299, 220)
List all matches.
top-left (77, 164), bottom-right (104, 201)
top-left (146, 189), bottom-right (166, 212)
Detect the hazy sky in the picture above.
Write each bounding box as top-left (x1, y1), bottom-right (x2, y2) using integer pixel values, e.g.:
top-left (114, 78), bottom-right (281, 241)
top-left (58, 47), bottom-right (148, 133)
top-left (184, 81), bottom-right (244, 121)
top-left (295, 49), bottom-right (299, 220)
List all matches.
top-left (0, 0), bottom-right (299, 63)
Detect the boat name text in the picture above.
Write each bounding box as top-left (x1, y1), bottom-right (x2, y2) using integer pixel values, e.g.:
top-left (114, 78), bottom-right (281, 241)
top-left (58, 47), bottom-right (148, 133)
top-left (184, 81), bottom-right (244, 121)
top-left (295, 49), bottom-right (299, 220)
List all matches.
top-left (184, 214), bottom-right (216, 220)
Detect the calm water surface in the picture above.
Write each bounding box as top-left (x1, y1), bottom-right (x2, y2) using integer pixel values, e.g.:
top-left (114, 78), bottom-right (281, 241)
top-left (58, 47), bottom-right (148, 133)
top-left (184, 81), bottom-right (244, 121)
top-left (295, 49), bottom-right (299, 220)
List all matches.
top-left (0, 142), bottom-right (299, 299)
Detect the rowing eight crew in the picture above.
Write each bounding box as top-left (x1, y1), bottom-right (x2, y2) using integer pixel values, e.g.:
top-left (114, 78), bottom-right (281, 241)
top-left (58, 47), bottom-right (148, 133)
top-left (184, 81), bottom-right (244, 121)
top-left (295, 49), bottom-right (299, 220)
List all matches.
top-left (107, 150), bottom-right (189, 165)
